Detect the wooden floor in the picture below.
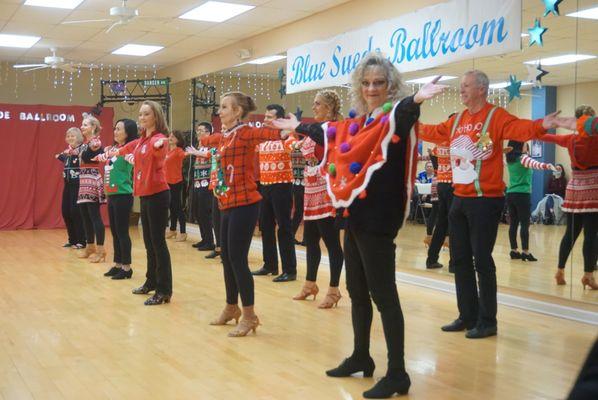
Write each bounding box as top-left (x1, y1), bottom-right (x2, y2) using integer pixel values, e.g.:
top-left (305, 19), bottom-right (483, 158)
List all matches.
top-left (0, 228), bottom-right (596, 400)
top-left (397, 222), bottom-right (598, 304)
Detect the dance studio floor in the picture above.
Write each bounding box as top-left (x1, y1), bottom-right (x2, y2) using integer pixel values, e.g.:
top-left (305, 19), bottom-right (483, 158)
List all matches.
top-left (0, 228), bottom-right (596, 399)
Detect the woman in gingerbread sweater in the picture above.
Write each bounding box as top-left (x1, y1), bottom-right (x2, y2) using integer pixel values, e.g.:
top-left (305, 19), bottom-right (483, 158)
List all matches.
top-left (273, 53), bottom-right (446, 399)
top-left (540, 114), bottom-right (598, 290)
top-left (201, 92), bottom-right (289, 337)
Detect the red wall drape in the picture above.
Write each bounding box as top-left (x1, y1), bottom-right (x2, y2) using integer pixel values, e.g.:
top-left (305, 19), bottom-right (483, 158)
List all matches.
top-left (0, 104), bottom-right (114, 230)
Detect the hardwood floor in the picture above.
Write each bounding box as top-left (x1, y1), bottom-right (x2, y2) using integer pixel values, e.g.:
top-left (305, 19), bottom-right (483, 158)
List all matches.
top-left (0, 228), bottom-right (595, 400)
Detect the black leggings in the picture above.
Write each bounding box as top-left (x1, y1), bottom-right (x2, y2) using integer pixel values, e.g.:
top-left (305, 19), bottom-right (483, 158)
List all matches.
top-left (558, 213), bottom-right (598, 273)
top-left (140, 190), bottom-right (172, 295)
top-left (213, 195), bottom-right (221, 248)
top-left (292, 184), bottom-right (305, 237)
top-left (304, 218), bottom-right (344, 286)
top-left (197, 188), bottom-right (215, 246)
top-left (507, 192), bottom-right (531, 250)
top-left (427, 183), bottom-right (453, 266)
top-left (79, 202), bottom-right (105, 245)
top-left (221, 202), bottom-right (259, 307)
top-left (108, 194), bottom-right (133, 265)
top-left (62, 183), bottom-right (85, 245)
top-left (345, 226), bottom-right (406, 377)
top-left (168, 182), bottom-right (186, 233)
top-left (426, 201), bottom-right (438, 236)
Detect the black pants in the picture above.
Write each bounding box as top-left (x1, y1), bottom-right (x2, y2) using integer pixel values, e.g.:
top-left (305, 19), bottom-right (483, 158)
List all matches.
top-left (168, 182), bottom-right (186, 234)
top-left (196, 188), bottom-right (215, 246)
top-left (292, 184), bottom-right (305, 238)
top-left (304, 217), bottom-right (344, 287)
top-left (108, 194), bottom-right (133, 265)
top-left (507, 192), bottom-right (531, 250)
top-left (62, 183), bottom-right (85, 245)
top-left (345, 226), bottom-right (406, 377)
top-left (221, 202), bottom-right (259, 306)
top-left (426, 201), bottom-right (438, 235)
top-left (259, 183), bottom-right (297, 274)
top-left (567, 337), bottom-right (598, 400)
top-left (213, 196), bottom-right (221, 248)
top-left (427, 183), bottom-right (453, 266)
top-left (449, 196), bottom-right (504, 329)
top-left (558, 213), bottom-right (598, 273)
top-left (140, 190), bottom-right (172, 295)
top-left (79, 202), bottom-right (105, 245)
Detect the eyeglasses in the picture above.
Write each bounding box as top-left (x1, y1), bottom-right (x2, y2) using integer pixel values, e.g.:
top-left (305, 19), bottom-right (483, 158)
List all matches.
top-left (361, 79), bottom-right (387, 89)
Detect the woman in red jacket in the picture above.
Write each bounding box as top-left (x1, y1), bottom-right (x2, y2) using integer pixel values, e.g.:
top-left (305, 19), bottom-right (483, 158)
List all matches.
top-left (164, 130), bottom-right (188, 242)
top-left (112, 100), bottom-right (173, 305)
top-left (201, 92), bottom-right (288, 337)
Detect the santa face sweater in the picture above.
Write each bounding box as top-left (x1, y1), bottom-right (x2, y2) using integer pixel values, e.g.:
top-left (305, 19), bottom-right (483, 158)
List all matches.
top-left (201, 125), bottom-right (282, 210)
top-left (295, 96), bottom-right (420, 237)
top-left (419, 102), bottom-right (547, 198)
top-left (118, 133), bottom-right (169, 197)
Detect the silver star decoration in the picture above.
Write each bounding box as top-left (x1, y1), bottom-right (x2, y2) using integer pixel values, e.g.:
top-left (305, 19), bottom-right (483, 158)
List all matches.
top-left (525, 63), bottom-right (549, 87)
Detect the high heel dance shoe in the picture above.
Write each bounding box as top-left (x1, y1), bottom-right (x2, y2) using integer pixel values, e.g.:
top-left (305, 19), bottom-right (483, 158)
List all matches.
top-left (318, 287), bottom-right (342, 309)
top-left (581, 275), bottom-right (598, 290)
top-left (293, 281), bottom-right (319, 301)
top-left (555, 269), bottom-right (567, 285)
top-left (228, 316), bottom-right (260, 337)
top-left (144, 293), bottom-right (171, 306)
top-left (210, 305), bottom-right (242, 325)
top-left (89, 246), bottom-right (106, 263)
top-left (77, 244), bottom-right (96, 259)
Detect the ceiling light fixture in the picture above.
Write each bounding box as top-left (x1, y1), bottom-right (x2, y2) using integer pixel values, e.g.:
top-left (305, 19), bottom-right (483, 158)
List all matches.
top-left (112, 44), bottom-right (164, 56)
top-left (524, 54), bottom-right (596, 66)
top-left (566, 7), bottom-right (598, 20)
top-left (24, 0), bottom-right (84, 9)
top-left (0, 33), bottom-right (41, 48)
top-left (179, 1), bottom-right (255, 23)
top-left (405, 75), bottom-right (457, 84)
top-left (245, 55), bottom-right (286, 65)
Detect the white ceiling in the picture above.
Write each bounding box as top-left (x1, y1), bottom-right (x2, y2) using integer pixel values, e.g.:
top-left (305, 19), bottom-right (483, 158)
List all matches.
top-left (0, 0), bottom-right (351, 66)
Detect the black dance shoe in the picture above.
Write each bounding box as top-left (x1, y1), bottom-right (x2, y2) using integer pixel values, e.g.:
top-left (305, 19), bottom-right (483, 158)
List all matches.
top-left (510, 250), bottom-right (522, 259)
top-left (112, 269), bottom-right (133, 280)
top-left (272, 272), bottom-right (296, 282)
top-left (132, 283), bottom-right (155, 295)
top-left (326, 356), bottom-right (375, 378)
top-left (426, 262), bottom-right (443, 269)
top-left (144, 293), bottom-right (171, 306)
top-left (522, 253), bottom-right (538, 262)
top-left (465, 325), bottom-right (497, 339)
top-left (363, 374), bottom-right (411, 399)
top-left (441, 318), bottom-right (474, 332)
top-left (251, 266), bottom-right (278, 276)
top-left (205, 250), bottom-right (221, 259)
top-left (103, 266), bottom-right (120, 277)
top-left (192, 241), bottom-right (204, 248)
top-left (197, 243), bottom-right (216, 251)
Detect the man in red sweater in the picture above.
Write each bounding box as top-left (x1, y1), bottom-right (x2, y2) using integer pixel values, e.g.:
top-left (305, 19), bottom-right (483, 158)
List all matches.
top-left (419, 70), bottom-right (573, 338)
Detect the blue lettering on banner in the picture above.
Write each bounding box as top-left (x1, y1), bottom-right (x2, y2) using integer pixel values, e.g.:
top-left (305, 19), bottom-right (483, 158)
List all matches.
top-left (287, 11), bottom-right (512, 91)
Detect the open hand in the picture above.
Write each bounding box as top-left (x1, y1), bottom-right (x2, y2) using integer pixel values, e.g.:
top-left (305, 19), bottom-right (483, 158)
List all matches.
top-left (272, 113), bottom-right (300, 132)
top-left (154, 138), bottom-right (165, 149)
top-left (414, 76), bottom-right (449, 104)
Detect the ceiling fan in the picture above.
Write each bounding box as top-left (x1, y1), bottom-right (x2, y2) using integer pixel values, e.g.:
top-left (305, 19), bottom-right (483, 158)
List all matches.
top-left (12, 48), bottom-right (92, 73)
top-left (61, 0), bottom-right (145, 33)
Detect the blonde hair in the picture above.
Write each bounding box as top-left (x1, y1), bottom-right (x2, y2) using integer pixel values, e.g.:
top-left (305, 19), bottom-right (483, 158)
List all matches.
top-left (66, 127), bottom-right (83, 145)
top-left (222, 91), bottom-right (257, 119)
top-left (83, 115), bottom-right (102, 136)
top-left (350, 52), bottom-right (407, 115)
top-left (142, 100), bottom-right (170, 135)
top-left (575, 105), bottom-right (596, 118)
top-left (315, 89), bottom-right (343, 121)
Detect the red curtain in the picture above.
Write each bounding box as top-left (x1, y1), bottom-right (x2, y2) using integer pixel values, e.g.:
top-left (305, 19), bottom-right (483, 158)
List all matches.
top-left (0, 104), bottom-right (114, 230)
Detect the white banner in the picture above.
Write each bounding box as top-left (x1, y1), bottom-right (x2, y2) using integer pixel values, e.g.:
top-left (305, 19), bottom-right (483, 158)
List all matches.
top-left (286, 0), bottom-right (521, 93)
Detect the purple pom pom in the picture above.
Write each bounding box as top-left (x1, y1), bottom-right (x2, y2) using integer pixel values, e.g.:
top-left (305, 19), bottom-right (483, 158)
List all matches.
top-left (326, 126), bottom-right (337, 139)
top-left (380, 115), bottom-right (389, 124)
top-left (349, 162), bottom-right (362, 174)
top-left (340, 142), bottom-right (351, 153)
top-left (366, 117), bottom-right (374, 125)
top-left (348, 109), bottom-right (357, 119)
top-left (349, 122), bottom-right (359, 136)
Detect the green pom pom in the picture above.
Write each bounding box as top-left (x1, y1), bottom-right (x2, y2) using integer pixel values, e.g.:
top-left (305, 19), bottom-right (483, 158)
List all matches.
top-left (328, 163), bottom-right (336, 176)
top-left (382, 102), bottom-right (393, 113)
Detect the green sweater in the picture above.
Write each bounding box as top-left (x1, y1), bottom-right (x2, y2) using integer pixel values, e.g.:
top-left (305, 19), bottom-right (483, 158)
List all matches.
top-left (104, 156), bottom-right (133, 196)
top-left (507, 158), bottom-right (532, 194)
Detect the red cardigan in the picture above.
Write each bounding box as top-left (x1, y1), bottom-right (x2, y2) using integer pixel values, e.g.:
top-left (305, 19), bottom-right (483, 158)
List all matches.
top-left (118, 133), bottom-right (169, 197)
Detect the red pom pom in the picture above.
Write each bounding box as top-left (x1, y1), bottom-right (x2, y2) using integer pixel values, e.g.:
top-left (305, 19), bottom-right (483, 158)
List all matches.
top-left (358, 190), bottom-right (367, 199)
top-left (343, 209), bottom-right (350, 217)
top-left (391, 134), bottom-right (400, 144)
